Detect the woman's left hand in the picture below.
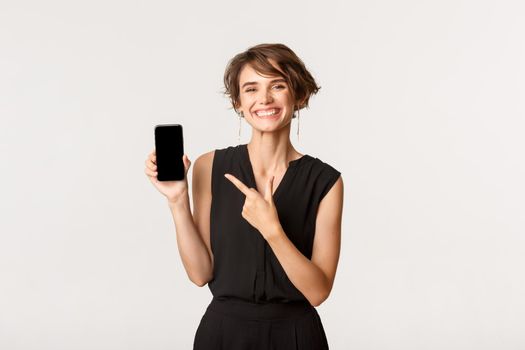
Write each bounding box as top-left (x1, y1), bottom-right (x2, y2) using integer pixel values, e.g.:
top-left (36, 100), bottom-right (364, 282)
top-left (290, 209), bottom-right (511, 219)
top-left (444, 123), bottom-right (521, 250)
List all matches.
top-left (224, 173), bottom-right (282, 241)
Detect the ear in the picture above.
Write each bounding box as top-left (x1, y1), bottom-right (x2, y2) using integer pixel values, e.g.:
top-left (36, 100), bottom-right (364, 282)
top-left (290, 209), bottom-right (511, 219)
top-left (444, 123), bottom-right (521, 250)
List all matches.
top-left (296, 97), bottom-right (307, 110)
top-left (233, 99), bottom-right (242, 113)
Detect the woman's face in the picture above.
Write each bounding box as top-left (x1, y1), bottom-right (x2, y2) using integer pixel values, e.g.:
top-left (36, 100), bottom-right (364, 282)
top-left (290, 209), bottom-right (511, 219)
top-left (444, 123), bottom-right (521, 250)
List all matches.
top-left (236, 60), bottom-right (295, 132)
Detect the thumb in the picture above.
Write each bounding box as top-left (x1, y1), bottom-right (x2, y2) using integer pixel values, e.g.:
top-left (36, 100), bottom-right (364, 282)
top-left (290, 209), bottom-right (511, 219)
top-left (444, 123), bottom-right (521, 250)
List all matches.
top-left (183, 154), bottom-right (191, 172)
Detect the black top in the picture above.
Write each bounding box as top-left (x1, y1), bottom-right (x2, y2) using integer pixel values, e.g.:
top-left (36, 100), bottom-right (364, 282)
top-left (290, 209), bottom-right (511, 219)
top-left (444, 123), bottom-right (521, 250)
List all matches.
top-left (208, 143), bottom-right (341, 304)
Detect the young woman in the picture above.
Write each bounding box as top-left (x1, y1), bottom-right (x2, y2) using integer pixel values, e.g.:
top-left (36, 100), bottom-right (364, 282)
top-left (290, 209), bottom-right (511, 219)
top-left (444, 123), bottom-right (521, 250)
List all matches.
top-left (144, 43), bottom-right (344, 350)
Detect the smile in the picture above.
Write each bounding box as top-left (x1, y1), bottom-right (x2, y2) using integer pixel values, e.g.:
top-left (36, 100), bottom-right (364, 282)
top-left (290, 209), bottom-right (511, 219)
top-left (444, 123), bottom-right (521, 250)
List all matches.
top-left (253, 108), bottom-right (281, 119)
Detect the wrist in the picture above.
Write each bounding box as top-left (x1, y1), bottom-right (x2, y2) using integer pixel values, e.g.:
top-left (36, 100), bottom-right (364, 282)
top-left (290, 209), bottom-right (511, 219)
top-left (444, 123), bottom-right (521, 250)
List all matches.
top-left (167, 194), bottom-right (189, 209)
top-left (264, 222), bottom-right (284, 243)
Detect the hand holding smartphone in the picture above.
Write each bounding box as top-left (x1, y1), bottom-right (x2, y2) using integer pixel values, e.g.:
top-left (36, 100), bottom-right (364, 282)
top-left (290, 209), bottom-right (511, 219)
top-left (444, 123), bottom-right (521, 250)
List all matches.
top-left (144, 124), bottom-right (191, 206)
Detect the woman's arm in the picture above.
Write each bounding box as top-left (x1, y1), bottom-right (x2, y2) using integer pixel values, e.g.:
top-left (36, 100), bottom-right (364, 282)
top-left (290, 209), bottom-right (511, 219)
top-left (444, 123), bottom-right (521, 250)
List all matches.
top-left (266, 176), bottom-right (344, 307)
top-left (168, 151), bottom-right (215, 287)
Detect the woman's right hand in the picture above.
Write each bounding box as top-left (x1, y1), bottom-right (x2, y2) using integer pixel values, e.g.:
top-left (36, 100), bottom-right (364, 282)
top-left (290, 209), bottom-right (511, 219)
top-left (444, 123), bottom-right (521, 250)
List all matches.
top-left (144, 149), bottom-right (192, 205)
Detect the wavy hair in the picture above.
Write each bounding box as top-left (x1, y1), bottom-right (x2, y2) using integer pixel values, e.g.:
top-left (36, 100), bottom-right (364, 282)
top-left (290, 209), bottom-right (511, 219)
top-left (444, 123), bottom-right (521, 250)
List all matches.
top-left (223, 43), bottom-right (321, 116)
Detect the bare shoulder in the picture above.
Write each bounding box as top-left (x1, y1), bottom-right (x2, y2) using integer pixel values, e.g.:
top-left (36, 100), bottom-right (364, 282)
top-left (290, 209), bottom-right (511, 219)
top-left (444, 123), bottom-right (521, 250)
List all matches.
top-left (194, 149), bottom-right (215, 171)
top-left (192, 149), bottom-right (216, 199)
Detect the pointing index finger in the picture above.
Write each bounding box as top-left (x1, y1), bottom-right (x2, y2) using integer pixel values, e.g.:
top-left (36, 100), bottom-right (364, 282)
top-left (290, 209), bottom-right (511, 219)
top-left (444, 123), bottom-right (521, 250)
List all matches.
top-left (224, 173), bottom-right (251, 196)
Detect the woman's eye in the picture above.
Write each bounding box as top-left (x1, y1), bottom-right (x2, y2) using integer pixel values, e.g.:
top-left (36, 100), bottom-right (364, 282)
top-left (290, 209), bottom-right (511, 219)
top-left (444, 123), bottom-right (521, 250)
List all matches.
top-left (245, 85), bottom-right (285, 93)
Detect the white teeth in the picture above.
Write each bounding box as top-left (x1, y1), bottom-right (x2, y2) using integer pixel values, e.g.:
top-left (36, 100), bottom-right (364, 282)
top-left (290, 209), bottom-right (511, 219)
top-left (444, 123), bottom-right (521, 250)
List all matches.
top-left (255, 109), bottom-right (279, 117)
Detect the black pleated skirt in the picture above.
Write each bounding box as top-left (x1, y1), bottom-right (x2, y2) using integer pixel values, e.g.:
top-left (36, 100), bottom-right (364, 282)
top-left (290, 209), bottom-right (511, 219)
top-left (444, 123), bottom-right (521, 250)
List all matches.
top-left (193, 297), bottom-right (329, 350)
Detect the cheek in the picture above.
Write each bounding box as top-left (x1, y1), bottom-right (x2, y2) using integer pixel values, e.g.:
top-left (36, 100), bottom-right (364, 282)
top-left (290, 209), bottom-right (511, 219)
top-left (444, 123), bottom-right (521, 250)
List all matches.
top-left (240, 94), bottom-right (256, 106)
top-left (277, 92), bottom-right (293, 105)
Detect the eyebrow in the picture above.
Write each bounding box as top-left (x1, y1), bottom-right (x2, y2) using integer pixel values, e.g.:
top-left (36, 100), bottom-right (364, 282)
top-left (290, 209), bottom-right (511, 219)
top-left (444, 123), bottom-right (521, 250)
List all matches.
top-left (241, 78), bottom-right (287, 89)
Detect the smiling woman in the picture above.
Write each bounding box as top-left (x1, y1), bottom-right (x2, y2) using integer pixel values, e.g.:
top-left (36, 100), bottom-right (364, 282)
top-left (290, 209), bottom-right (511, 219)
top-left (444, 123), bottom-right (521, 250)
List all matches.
top-left (144, 43), bottom-right (343, 350)
top-left (223, 43), bottom-right (321, 119)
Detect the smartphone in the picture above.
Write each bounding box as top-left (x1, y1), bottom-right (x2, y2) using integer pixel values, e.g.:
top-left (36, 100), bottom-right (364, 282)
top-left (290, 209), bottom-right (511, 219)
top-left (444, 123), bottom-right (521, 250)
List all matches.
top-left (154, 124), bottom-right (185, 181)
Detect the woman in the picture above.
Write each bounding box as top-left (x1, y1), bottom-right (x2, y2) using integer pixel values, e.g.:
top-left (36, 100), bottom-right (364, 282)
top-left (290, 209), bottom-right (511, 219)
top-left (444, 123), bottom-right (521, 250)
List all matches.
top-left (144, 43), bottom-right (343, 350)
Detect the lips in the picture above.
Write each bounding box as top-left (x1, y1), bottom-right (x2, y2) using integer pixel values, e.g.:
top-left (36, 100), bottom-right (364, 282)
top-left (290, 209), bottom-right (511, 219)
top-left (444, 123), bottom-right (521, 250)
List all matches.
top-left (253, 108), bottom-right (281, 118)
top-left (253, 107), bottom-right (281, 113)
top-left (253, 108), bottom-right (282, 119)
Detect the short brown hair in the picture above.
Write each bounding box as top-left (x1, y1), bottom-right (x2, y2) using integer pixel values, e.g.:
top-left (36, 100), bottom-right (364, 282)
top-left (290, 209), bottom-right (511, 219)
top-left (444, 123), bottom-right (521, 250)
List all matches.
top-left (223, 43), bottom-right (321, 115)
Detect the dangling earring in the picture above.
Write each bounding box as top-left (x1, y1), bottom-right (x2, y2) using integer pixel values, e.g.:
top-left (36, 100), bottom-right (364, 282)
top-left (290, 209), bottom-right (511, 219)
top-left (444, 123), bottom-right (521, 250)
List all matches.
top-left (296, 106), bottom-right (300, 141)
top-left (237, 110), bottom-right (244, 144)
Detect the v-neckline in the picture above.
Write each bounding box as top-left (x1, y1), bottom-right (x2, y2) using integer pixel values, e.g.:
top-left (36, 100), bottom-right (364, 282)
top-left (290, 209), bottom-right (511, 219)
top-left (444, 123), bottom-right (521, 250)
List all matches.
top-left (240, 143), bottom-right (308, 201)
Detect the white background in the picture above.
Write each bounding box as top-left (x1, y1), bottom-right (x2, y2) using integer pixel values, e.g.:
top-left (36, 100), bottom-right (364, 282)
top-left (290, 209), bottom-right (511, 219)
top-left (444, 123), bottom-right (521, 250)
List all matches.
top-left (1, 0), bottom-right (524, 349)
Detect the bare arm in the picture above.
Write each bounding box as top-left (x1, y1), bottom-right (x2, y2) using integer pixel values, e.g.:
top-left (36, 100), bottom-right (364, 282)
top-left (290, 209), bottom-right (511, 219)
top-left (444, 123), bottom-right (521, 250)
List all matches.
top-left (167, 151), bottom-right (214, 287)
top-left (266, 176), bottom-right (344, 307)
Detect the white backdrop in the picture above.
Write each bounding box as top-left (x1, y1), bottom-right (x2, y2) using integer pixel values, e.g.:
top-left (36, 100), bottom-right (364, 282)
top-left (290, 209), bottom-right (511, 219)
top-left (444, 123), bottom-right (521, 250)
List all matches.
top-left (1, 0), bottom-right (524, 349)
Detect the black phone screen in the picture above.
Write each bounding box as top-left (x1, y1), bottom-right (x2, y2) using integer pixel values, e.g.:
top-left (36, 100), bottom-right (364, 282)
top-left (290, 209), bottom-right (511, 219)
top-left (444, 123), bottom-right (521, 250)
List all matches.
top-left (154, 124), bottom-right (184, 181)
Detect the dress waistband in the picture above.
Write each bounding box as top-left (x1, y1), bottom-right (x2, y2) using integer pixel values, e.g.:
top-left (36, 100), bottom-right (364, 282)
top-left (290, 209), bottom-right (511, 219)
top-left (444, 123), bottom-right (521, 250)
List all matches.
top-left (206, 297), bottom-right (315, 321)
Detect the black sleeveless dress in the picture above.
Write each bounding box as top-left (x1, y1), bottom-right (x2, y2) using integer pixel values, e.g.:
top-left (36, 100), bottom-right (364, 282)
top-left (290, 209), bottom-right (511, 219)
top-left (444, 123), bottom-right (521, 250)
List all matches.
top-left (193, 143), bottom-right (341, 350)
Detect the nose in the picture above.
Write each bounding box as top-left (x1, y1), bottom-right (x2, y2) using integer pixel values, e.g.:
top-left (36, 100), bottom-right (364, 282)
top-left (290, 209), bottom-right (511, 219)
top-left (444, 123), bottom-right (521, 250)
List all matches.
top-left (259, 89), bottom-right (274, 104)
